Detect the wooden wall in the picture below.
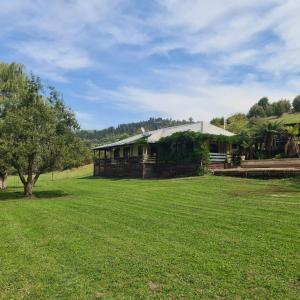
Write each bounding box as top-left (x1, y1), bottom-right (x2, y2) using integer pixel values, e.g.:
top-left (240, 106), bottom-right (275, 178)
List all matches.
top-left (94, 159), bottom-right (201, 178)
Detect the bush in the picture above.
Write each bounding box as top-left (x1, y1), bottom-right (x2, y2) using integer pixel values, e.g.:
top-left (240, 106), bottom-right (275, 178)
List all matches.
top-left (271, 99), bottom-right (291, 116)
top-left (247, 104), bottom-right (266, 118)
top-left (293, 95), bottom-right (300, 112)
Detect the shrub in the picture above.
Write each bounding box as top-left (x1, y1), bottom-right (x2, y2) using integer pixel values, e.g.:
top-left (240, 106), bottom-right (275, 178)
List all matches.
top-left (271, 99), bottom-right (291, 116)
top-left (247, 104), bottom-right (266, 118)
top-left (293, 95), bottom-right (300, 112)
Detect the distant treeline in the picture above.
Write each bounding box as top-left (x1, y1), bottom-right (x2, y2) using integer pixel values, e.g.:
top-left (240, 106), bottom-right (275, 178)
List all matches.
top-left (210, 95), bottom-right (300, 134)
top-left (78, 117), bottom-right (194, 146)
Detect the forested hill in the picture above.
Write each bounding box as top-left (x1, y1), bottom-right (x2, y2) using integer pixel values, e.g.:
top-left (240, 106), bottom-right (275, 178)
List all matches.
top-left (78, 117), bottom-right (194, 146)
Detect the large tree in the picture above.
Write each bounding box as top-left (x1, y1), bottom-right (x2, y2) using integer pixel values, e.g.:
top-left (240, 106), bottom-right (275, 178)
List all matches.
top-left (0, 63), bottom-right (88, 197)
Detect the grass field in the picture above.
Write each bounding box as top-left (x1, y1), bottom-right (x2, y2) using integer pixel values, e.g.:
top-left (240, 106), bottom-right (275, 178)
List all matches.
top-left (264, 112), bottom-right (300, 125)
top-left (0, 165), bottom-right (299, 299)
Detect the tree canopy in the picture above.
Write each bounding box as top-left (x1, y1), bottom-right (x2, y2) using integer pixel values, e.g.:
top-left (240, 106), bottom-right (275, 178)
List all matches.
top-left (293, 95), bottom-right (300, 112)
top-left (0, 63), bottom-right (89, 197)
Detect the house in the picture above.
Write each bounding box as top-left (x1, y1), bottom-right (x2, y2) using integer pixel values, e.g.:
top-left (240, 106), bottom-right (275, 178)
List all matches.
top-left (93, 121), bottom-right (236, 178)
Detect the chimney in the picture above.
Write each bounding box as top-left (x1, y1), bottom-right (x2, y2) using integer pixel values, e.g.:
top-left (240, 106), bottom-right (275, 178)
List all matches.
top-left (141, 127), bottom-right (150, 137)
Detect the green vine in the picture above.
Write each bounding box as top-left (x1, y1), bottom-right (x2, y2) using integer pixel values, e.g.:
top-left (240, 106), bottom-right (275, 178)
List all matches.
top-left (157, 132), bottom-right (210, 175)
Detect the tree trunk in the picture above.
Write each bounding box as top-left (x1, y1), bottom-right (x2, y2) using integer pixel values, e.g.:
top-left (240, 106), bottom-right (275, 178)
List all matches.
top-left (24, 180), bottom-right (33, 198)
top-left (0, 172), bottom-right (8, 190)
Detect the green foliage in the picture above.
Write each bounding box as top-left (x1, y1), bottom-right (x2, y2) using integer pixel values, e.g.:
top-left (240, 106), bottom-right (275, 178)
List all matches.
top-left (158, 131), bottom-right (206, 162)
top-left (248, 98), bottom-right (292, 118)
top-left (0, 62), bottom-right (89, 197)
top-left (272, 99), bottom-right (291, 116)
top-left (157, 131), bottom-right (236, 173)
top-left (237, 130), bottom-right (255, 157)
top-left (247, 104), bottom-right (267, 118)
top-left (257, 97), bottom-right (270, 109)
top-left (292, 95), bottom-right (300, 112)
top-left (253, 121), bottom-right (284, 156)
top-left (226, 113), bottom-right (248, 134)
top-left (210, 117), bottom-right (224, 127)
top-left (284, 126), bottom-right (300, 157)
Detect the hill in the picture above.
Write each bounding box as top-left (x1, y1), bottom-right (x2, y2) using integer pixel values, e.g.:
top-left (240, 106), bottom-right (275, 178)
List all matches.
top-left (78, 117), bottom-right (194, 147)
top-left (211, 112), bottom-right (300, 134)
top-left (264, 112), bottom-right (300, 125)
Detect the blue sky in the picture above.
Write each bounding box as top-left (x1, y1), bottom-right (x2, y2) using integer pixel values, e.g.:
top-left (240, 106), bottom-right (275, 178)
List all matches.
top-left (1, 0), bottom-right (299, 129)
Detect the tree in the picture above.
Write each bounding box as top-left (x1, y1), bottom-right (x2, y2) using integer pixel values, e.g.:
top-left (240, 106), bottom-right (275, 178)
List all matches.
top-left (226, 113), bottom-right (248, 134)
top-left (247, 104), bottom-right (266, 118)
top-left (210, 117), bottom-right (224, 128)
top-left (188, 117), bottom-right (194, 123)
top-left (293, 95), bottom-right (300, 112)
top-left (238, 130), bottom-right (255, 159)
top-left (284, 126), bottom-right (299, 158)
top-left (265, 104), bottom-right (275, 117)
top-left (0, 62), bottom-right (27, 189)
top-left (0, 63), bottom-right (87, 197)
top-left (257, 97), bottom-right (269, 110)
top-left (0, 164), bottom-right (8, 190)
top-left (253, 121), bottom-right (284, 156)
top-left (271, 99), bottom-right (291, 116)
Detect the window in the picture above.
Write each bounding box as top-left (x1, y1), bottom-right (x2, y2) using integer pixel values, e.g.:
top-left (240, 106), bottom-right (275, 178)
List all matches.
top-left (209, 142), bottom-right (218, 153)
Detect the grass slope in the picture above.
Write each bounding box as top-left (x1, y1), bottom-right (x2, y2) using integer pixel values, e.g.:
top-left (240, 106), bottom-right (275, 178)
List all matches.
top-left (265, 112), bottom-right (300, 125)
top-left (0, 165), bottom-right (299, 299)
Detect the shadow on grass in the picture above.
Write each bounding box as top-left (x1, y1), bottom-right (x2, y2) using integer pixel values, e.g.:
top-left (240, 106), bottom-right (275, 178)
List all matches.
top-left (79, 175), bottom-right (138, 181)
top-left (0, 190), bottom-right (69, 201)
top-left (79, 175), bottom-right (200, 181)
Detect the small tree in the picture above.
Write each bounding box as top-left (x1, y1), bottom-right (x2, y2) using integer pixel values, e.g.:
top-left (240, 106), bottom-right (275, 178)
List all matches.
top-left (293, 95), bottom-right (300, 112)
top-left (253, 121), bottom-right (283, 157)
top-left (238, 130), bottom-right (255, 159)
top-left (226, 113), bottom-right (248, 134)
top-left (210, 117), bottom-right (224, 127)
top-left (257, 97), bottom-right (269, 110)
top-left (247, 104), bottom-right (266, 118)
top-left (271, 99), bottom-right (291, 116)
top-left (0, 63), bottom-right (88, 197)
top-left (284, 126), bottom-right (299, 158)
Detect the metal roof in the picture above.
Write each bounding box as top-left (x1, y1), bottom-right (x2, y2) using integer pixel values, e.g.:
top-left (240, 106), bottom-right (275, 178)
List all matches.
top-left (93, 121), bottom-right (235, 150)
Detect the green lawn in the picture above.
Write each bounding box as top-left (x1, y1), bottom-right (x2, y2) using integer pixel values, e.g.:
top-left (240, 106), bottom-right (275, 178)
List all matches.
top-left (0, 165), bottom-right (299, 299)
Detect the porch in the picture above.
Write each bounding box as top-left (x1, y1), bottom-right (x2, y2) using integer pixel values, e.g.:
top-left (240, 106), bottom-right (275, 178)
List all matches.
top-left (93, 142), bottom-right (233, 178)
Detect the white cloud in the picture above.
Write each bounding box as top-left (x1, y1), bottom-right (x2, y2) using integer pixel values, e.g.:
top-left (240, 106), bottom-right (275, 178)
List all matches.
top-left (115, 83), bottom-right (295, 121)
top-left (0, 0), bottom-right (147, 80)
top-left (1, 0), bottom-right (300, 127)
top-left (75, 111), bottom-right (96, 129)
top-left (82, 64), bottom-right (297, 122)
top-left (13, 42), bottom-right (91, 70)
